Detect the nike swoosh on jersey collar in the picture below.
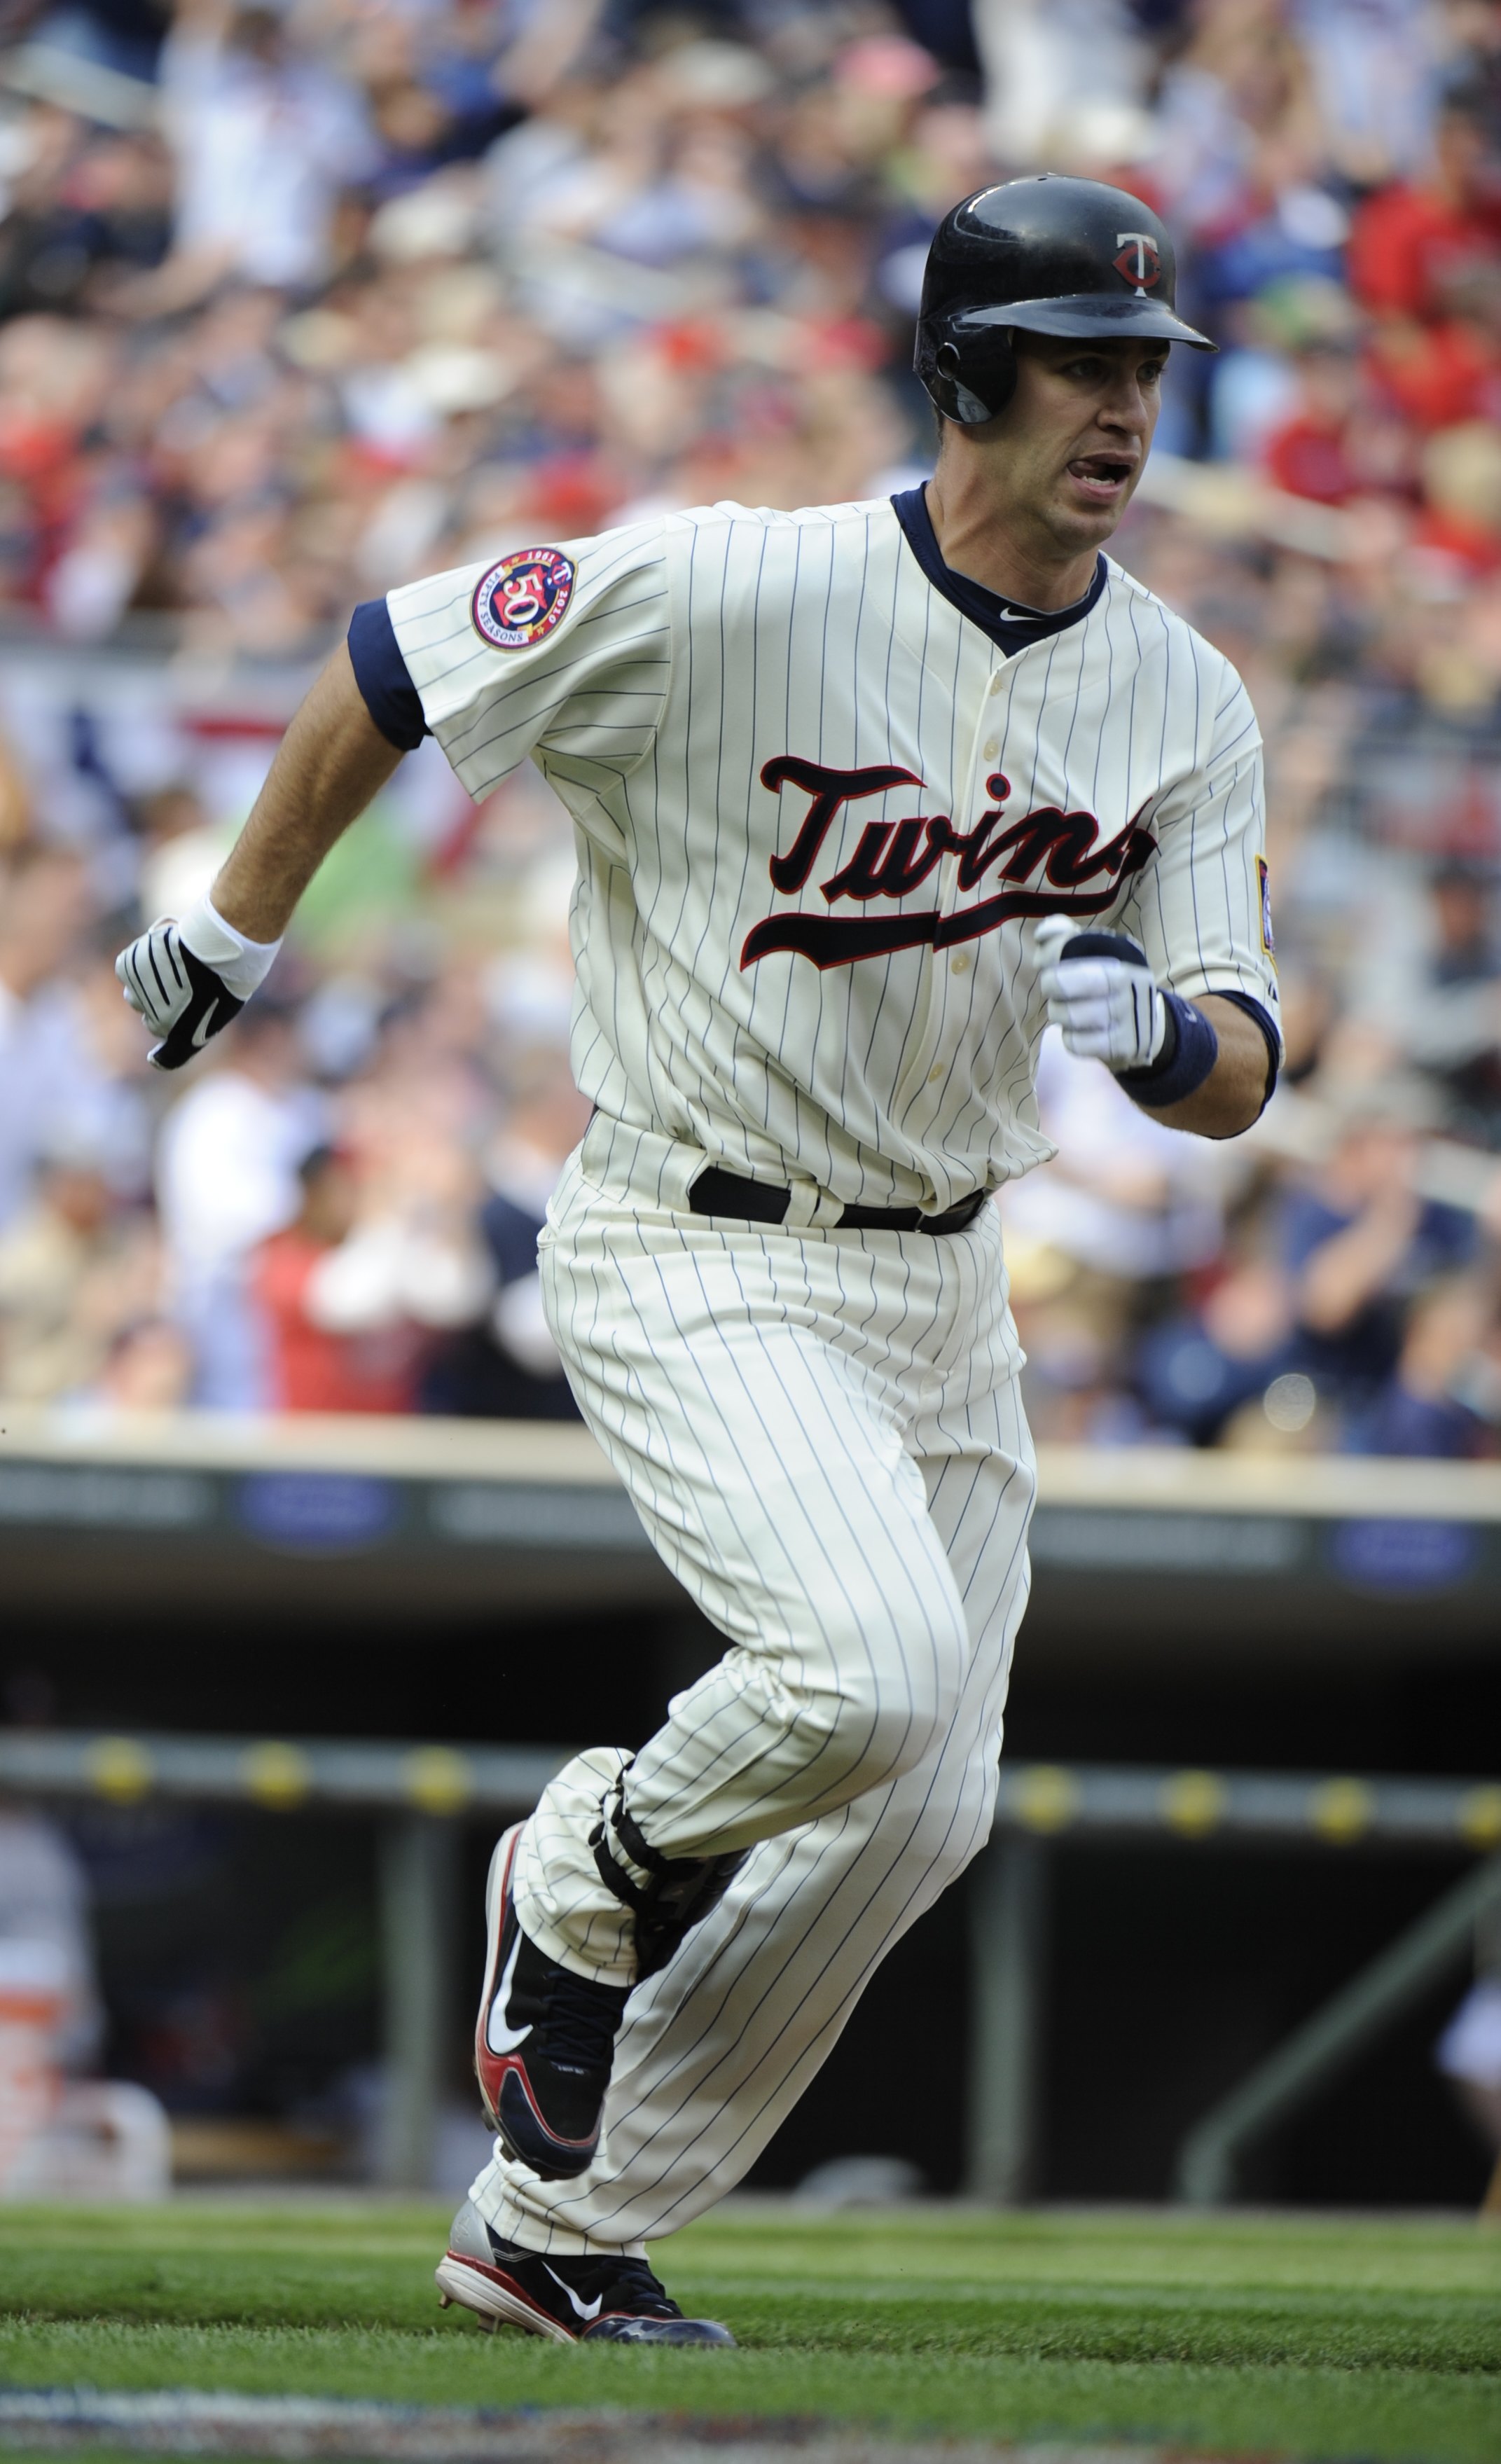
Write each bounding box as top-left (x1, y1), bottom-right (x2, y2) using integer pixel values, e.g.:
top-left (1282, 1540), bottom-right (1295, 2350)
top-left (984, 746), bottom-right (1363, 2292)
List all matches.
top-left (890, 487), bottom-right (1107, 656)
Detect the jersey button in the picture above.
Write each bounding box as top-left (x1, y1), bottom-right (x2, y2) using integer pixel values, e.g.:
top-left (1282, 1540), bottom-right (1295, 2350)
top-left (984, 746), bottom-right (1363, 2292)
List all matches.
top-left (927, 1062), bottom-right (945, 1083)
top-left (950, 951), bottom-right (971, 974)
top-left (983, 739), bottom-right (999, 761)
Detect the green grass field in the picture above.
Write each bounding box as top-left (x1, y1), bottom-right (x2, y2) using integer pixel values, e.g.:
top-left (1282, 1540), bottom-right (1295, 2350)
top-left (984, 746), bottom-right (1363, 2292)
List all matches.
top-left (1, 2200), bottom-right (1500, 2460)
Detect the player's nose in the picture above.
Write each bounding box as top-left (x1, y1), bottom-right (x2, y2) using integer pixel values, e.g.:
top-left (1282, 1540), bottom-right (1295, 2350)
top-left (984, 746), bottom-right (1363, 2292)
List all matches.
top-left (1093, 363), bottom-right (1155, 436)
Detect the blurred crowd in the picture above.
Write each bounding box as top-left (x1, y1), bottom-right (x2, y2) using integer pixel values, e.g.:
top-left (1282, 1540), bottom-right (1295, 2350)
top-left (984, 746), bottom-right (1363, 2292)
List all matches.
top-left (1, 0), bottom-right (1500, 1450)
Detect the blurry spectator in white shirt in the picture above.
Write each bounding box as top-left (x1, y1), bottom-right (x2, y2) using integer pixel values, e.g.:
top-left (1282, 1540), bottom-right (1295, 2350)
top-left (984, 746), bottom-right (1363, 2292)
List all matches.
top-left (160, 0), bottom-right (377, 292)
top-left (971, 0), bottom-right (1147, 169)
top-left (1000, 1029), bottom-right (1239, 1283)
top-left (155, 999), bottom-right (325, 1409)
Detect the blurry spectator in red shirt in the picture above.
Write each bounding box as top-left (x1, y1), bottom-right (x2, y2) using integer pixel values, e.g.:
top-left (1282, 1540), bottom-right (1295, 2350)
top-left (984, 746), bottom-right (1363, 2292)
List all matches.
top-left (1264, 332), bottom-right (1366, 500)
top-left (253, 1147), bottom-right (424, 1415)
top-left (1366, 305), bottom-right (1500, 433)
top-left (254, 1140), bottom-right (493, 1413)
top-left (1416, 417), bottom-right (1501, 571)
top-left (1349, 93), bottom-right (1501, 321)
top-left (1253, 275), bottom-right (1418, 506)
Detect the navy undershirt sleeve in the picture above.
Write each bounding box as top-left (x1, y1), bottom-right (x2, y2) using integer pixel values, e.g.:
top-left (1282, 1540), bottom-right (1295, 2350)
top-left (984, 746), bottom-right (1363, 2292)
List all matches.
top-left (347, 598), bottom-right (429, 752)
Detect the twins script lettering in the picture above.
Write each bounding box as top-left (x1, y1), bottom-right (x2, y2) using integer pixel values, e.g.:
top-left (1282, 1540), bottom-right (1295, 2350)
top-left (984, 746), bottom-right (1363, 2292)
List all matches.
top-left (742, 756), bottom-right (1156, 970)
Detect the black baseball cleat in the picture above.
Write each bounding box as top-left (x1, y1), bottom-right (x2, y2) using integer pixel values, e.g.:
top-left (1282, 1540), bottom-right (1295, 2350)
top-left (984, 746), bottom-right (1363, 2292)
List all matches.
top-left (436, 2200), bottom-right (735, 2346)
top-left (474, 1822), bottom-right (630, 2180)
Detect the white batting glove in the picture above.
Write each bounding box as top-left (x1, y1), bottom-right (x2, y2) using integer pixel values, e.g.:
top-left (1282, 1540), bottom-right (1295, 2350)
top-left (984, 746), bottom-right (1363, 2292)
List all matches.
top-left (1034, 915), bottom-right (1167, 1074)
top-left (115, 894), bottom-right (282, 1073)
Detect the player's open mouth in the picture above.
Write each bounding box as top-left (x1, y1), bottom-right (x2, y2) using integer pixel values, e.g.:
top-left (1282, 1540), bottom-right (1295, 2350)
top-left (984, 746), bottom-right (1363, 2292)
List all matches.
top-left (1065, 455), bottom-right (1135, 503)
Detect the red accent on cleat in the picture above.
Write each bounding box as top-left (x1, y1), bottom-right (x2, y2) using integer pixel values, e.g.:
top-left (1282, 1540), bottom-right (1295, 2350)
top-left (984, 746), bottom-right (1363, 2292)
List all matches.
top-left (473, 1823), bottom-right (524, 2136)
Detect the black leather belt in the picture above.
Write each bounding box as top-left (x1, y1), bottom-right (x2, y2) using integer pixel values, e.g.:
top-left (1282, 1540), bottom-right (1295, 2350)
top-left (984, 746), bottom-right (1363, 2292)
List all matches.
top-left (689, 1165), bottom-right (988, 1236)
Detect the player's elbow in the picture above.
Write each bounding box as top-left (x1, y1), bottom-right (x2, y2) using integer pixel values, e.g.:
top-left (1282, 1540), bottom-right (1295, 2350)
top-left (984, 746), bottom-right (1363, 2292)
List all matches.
top-left (1185, 1084), bottom-right (1266, 1140)
top-left (1145, 998), bottom-right (1273, 1140)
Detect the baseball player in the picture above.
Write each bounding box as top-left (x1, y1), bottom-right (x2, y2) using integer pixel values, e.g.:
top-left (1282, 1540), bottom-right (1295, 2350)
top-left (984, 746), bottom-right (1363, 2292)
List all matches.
top-left (116, 177), bottom-right (1279, 2344)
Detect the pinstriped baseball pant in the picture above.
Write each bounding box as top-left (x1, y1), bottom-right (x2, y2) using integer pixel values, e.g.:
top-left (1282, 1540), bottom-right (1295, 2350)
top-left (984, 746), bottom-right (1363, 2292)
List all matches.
top-left (467, 1116), bottom-right (1035, 2255)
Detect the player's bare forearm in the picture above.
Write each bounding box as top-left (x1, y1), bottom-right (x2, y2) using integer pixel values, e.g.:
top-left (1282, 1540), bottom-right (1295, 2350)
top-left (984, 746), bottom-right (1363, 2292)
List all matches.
top-left (1142, 997), bottom-right (1270, 1139)
top-left (211, 644), bottom-right (404, 942)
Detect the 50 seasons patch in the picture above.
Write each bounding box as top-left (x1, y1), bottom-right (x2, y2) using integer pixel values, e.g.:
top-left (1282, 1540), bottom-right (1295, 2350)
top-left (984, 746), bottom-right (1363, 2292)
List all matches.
top-left (471, 547), bottom-right (576, 649)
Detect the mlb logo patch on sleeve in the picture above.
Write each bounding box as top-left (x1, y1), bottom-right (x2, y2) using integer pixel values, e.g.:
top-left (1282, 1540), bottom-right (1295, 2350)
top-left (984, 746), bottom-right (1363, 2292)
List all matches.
top-left (1257, 857), bottom-right (1275, 957)
top-left (472, 548), bottom-right (576, 649)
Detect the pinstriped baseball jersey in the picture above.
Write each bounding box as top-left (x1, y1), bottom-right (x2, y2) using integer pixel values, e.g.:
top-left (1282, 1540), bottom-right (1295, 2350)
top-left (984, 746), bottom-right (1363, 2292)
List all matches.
top-left (388, 494), bottom-right (1278, 1214)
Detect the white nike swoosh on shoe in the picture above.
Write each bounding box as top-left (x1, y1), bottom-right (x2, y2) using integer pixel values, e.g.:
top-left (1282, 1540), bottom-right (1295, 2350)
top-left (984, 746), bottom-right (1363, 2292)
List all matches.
top-left (544, 2266), bottom-right (603, 2321)
top-left (191, 999), bottom-right (219, 1048)
top-left (485, 1924), bottom-right (530, 2056)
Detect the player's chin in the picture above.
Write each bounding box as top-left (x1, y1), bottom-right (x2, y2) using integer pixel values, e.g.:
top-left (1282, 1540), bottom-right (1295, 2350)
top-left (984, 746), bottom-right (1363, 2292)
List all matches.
top-left (1057, 462), bottom-right (1137, 537)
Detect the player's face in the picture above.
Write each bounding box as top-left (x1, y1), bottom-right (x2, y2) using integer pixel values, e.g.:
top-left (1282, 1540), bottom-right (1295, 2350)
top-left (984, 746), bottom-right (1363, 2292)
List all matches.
top-left (981, 335), bottom-right (1168, 551)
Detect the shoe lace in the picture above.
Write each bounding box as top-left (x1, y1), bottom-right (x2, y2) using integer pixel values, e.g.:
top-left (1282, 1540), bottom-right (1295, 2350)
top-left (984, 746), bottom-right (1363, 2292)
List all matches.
top-left (544, 1967), bottom-right (629, 2073)
top-left (607, 2257), bottom-right (677, 2317)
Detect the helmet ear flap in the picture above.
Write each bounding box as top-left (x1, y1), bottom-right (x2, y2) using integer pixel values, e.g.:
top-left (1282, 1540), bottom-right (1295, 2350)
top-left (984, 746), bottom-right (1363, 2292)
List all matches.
top-left (915, 312), bottom-right (1016, 424)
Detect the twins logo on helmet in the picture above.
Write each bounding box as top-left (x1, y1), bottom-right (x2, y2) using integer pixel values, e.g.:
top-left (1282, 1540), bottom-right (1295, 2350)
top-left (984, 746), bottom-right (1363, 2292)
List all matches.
top-left (1112, 232), bottom-right (1161, 293)
top-left (473, 548), bottom-right (576, 649)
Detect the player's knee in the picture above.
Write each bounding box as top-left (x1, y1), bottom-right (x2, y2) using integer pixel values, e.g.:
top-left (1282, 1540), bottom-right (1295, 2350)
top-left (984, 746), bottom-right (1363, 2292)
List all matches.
top-left (826, 1597), bottom-right (969, 1784)
top-left (922, 1808), bottom-right (994, 1897)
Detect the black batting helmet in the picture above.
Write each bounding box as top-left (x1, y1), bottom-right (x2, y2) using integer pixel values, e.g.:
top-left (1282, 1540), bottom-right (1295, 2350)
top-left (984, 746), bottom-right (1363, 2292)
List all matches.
top-left (915, 175), bottom-right (1215, 427)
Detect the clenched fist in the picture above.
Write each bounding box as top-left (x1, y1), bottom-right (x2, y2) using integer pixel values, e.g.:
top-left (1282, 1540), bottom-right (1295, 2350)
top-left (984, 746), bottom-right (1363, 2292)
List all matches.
top-left (1034, 917), bottom-right (1167, 1073)
top-left (116, 895), bottom-right (281, 1072)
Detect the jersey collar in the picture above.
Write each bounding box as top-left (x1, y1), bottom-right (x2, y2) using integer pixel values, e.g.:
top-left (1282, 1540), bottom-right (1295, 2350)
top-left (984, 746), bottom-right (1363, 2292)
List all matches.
top-left (891, 486), bottom-right (1107, 656)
